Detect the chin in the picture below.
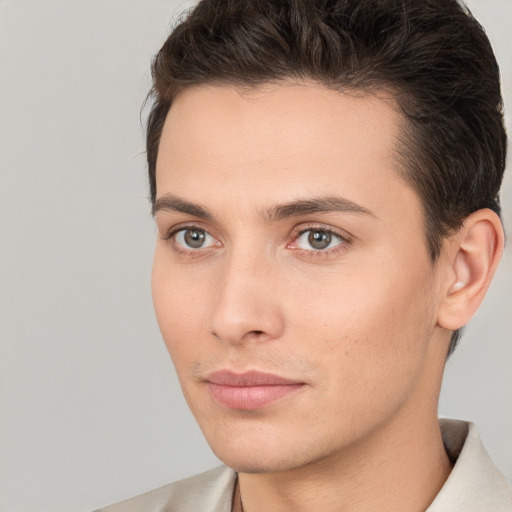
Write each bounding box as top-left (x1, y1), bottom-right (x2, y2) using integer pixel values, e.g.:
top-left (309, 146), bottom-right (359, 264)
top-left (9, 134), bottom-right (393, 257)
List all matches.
top-left (205, 428), bottom-right (322, 474)
top-left (215, 451), bottom-right (302, 474)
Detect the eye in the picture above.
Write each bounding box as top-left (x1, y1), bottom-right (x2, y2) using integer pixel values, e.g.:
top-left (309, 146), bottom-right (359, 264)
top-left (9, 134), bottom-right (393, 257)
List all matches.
top-left (172, 227), bottom-right (218, 250)
top-left (294, 228), bottom-right (345, 251)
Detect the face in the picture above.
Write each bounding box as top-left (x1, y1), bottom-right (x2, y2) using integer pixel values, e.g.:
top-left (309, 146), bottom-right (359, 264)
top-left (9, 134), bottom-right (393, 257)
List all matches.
top-left (152, 83), bottom-right (448, 473)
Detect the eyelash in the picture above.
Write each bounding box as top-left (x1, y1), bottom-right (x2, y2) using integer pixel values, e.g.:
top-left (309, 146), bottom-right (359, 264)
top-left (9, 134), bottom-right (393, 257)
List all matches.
top-left (161, 223), bottom-right (353, 259)
top-left (161, 224), bottom-right (219, 258)
top-left (288, 225), bottom-right (352, 259)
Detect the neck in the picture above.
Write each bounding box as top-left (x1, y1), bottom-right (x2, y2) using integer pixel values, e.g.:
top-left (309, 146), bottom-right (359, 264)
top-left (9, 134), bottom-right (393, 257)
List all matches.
top-left (236, 405), bottom-right (452, 512)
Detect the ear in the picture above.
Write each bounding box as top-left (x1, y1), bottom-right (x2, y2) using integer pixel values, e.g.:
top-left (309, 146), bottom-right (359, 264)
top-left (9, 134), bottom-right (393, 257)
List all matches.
top-left (436, 208), bottom-right (504, 331)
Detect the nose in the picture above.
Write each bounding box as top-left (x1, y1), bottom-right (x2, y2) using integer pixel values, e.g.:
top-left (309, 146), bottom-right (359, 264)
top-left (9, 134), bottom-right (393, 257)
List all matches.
top-left (209, 249), bottom-right (285, 345)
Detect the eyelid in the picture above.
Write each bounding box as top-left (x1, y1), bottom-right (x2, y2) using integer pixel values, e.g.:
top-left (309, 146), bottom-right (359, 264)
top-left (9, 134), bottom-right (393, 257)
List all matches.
top-left (290, 222), bottom-right (353, 241)
top-left (161, 223), bottom-right (222, 253)
top-left (287, 223), bottom-right (353, 255)
top-left (160, 221), bottom-right (212, 239)
top-left (159, 221), bottom-right (353, 259)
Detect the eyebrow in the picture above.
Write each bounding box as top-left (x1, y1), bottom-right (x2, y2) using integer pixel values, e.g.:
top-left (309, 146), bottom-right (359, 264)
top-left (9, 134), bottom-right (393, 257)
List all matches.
top-left (152, 193), bottom-right (375, 221)
top-left (152, 194), bottom-right (212, 218)
top-left (263, 196), bottom-right (375, 222)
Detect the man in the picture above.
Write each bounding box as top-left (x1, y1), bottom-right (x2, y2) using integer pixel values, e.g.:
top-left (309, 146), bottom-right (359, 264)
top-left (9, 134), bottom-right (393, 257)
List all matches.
top-left (97, 0), bottom-right (511, 510)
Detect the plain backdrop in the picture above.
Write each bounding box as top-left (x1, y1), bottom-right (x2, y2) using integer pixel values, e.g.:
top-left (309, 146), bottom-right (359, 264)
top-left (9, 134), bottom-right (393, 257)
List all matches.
top-left (0, 1), bottom-right (510, 511)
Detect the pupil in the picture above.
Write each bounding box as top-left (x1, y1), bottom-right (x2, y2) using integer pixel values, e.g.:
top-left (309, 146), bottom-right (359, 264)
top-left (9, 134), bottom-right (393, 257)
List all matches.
top-left (308, 230), bottom-right (331, 250)
top-left (184, 229), bottom-right (205, 248)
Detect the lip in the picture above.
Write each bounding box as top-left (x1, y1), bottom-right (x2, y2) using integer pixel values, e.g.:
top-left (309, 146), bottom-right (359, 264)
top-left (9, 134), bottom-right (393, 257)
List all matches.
top-left (205, 370), bottom-right (305, 410)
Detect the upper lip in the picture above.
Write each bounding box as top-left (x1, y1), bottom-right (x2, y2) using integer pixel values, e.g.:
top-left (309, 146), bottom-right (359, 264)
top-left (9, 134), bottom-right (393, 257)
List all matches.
top-left (205, 370), bottom-right (303, 387)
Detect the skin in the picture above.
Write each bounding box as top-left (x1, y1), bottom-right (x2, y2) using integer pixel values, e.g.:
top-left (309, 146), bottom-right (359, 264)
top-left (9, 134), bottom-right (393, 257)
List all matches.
top-left (151, 82), bottom-right (503, 511)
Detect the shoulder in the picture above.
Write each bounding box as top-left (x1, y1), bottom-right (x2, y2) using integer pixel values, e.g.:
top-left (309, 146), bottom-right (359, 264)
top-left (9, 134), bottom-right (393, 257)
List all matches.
top-left (94, 466), bottom-right (237, 512)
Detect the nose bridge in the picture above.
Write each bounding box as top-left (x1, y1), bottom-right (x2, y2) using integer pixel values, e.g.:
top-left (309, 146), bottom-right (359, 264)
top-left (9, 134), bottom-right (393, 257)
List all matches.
top-left (209, 241), bottom-right (284, 344)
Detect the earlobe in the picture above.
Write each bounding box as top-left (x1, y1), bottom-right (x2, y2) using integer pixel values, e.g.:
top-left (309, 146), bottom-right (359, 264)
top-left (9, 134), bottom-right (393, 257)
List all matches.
top-left (437, 209), bottom-right (504, 331)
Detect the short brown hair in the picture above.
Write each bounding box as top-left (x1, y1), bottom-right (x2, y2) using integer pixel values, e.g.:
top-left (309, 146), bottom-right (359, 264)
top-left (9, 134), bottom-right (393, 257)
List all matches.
top-left (145, 0), bottom-right (507, 354)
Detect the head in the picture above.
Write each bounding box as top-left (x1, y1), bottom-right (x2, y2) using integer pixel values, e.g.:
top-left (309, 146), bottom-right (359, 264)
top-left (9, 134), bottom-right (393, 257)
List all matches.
top-left (148, 0), bottom-right (505, 473)
top-left (147, 0), bottom-right (506, 356)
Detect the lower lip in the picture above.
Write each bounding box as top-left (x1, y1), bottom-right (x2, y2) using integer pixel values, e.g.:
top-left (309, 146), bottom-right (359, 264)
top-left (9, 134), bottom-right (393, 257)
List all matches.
top-left (207, 383), bottom-right (304, 410)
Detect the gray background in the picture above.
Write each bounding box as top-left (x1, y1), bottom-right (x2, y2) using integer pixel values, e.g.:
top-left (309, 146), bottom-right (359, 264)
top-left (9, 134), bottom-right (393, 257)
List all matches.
top-left (0, 1), bottom-right (510, 511)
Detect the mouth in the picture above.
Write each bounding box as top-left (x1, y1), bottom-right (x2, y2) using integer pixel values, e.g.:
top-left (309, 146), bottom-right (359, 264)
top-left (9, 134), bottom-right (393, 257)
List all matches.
top-left (204, 370), bottom-right (305, 410)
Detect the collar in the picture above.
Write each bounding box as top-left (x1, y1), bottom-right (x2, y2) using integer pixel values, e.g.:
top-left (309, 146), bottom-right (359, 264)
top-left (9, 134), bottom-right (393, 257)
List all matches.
top-left (427, 419), bottom-right (512, 511)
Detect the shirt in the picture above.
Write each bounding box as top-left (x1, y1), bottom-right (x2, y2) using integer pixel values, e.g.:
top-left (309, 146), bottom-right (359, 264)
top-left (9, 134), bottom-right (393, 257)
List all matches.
top-left (95, 419), bottom-right (512, 511)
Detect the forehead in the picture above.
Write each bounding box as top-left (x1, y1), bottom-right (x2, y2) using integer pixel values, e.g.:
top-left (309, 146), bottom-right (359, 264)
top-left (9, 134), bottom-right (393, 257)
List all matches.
top-left (159, 82), bottom-right (402, 160)
top-left (155, 82), bottom-right (415, 220)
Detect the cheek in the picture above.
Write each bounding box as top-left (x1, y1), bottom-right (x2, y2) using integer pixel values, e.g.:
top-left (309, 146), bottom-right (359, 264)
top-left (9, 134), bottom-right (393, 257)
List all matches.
top-left (153, 243), bottom-right (435, 386)
top-left (286, 263), bottom-right (435, 379)
top-left (283, 273), bottom-right (435, 440)
top-left (151, 254), bottom-right (210, 366)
